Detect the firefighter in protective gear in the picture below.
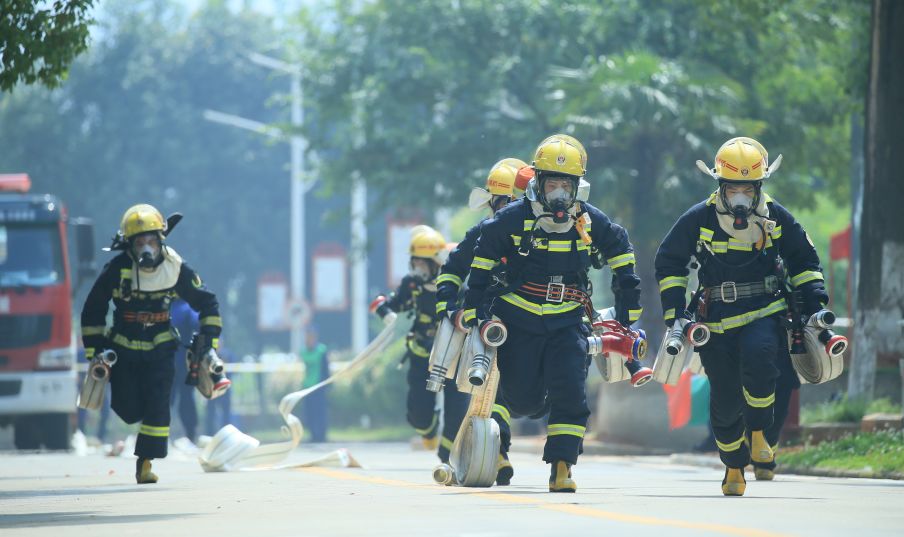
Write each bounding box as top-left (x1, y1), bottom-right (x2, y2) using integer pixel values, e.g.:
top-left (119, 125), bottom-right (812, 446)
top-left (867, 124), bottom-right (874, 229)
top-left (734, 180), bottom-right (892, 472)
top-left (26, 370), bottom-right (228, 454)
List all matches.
top-left (372, 226), bottom-right (469, 463)
top-left (81, 204), bottom-right (222, 484)
top-left (462, 137), bottom-right (642, 492)
top-left (437, 157), bottom-right (531, 485)
top-left (654, 138), bottom-right (828, 495)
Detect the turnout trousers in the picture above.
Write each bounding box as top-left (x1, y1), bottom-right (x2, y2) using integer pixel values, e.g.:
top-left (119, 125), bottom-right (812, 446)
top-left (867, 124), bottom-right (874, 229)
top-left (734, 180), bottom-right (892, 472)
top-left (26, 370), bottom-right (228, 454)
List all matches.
top-left (699, 315), bottom-right (782, 468)
top-left (109, 340), bottom-right (177, 459)
top-left (494, 322), bottom-right (591, 465)
top-left (406, 351), bottom-right (469, 462)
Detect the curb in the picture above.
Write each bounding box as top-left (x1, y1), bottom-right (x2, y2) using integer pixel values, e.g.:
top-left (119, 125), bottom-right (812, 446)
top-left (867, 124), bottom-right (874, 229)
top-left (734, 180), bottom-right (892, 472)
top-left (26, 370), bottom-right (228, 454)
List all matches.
top-left (671, 452), bottom-right (904, 480)
top-left (512, 440), bottom-right (904, 480)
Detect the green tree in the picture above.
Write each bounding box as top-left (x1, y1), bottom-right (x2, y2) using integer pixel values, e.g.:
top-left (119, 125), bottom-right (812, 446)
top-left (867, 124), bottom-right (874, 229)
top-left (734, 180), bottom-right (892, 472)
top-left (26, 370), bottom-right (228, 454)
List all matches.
top-left (0, 0), bottom-right (290, 354)
top-left (297, 0), bottom-right (869, 334)
top-left (0, 0), bottom-right (95, 91)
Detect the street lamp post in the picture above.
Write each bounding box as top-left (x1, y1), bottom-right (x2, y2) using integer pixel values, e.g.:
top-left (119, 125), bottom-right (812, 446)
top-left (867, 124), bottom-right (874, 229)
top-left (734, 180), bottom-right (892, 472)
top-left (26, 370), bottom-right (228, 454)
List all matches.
top-left (204, 52), bottom-right (307, 355)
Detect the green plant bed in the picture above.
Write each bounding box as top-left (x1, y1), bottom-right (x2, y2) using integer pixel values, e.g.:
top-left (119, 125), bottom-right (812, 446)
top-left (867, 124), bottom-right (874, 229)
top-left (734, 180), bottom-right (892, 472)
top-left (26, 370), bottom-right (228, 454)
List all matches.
top-left (800, 396), bottom-right (901, 424)
top-left (780, 430), bottom-right (904, 476)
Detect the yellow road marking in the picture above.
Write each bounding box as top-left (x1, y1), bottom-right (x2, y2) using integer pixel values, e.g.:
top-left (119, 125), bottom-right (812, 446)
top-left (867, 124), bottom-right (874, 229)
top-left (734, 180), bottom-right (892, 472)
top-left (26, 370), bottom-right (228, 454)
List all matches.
top-left (299, 467), bottom-right (792, 537)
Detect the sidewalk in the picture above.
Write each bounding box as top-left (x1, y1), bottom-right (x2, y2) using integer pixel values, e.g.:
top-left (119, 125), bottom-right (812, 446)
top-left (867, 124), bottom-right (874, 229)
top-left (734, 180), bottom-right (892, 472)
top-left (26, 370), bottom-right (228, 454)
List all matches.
top-left (510, 436), bottom-right (904, 480)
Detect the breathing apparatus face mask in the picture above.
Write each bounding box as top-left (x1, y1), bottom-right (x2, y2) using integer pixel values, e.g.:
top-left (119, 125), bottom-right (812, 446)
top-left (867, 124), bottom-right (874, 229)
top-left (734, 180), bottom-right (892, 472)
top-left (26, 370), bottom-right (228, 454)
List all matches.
top-left (132, 233), bottom-right (162, 269)
top-left (721, 184), bottom-right (757, 230)
top-left (490, 195), bottom-right (511, 214)
top-left (541, 176), bottom-right (577, 223)
top-left (409, 258), bottom-right (436, 283)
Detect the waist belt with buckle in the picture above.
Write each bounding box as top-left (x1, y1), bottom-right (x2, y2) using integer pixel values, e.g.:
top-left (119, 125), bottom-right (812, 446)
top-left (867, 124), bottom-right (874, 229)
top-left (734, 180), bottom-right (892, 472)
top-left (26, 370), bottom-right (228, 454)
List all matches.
top-left (704, 277), bottom-right (779, 304)
top-left (122, 311), bottom-right (171, 323)
top-left (517, 281), bottom-right (595, 319)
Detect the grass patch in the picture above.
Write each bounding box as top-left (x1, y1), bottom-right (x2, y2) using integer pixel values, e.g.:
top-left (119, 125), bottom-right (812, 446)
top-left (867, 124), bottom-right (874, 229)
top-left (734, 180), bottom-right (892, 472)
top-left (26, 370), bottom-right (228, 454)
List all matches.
top-left (800, 396), bottom-right (901, 424)
top-left (781, 430), bottom-right (904, 475)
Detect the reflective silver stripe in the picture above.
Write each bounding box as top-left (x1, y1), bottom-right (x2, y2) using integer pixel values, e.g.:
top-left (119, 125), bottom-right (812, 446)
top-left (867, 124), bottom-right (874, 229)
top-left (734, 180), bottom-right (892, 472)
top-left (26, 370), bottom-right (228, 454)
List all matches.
top-left (744, 387), bottom-right (775, 408)
top-left (703, 298), bottom-right (787, 334)
top-left (790, 270), bottom-right (823, 287)
top-left (547, 423), bottom-right (586, 438)
top-left (658, 276), bottom-right (689, 292)
top-left (82, 326), bottom-right (106, 336)
top-left (138, 424), bottom-right (169, 438)
top-left (470, 257), bottom-right (494, 270)
top-left (499, 293), bottom-right (582, 316)
top-left (548, 240), bottom-right (572, 252)
top-left (493, 404), bottom-right (511, 425)
top-left (716, 435), bottom-right (745, 452)
top-left (436, 273), bottom-right (462, 287)
top-left (607, 252), bottom-right (635, 269)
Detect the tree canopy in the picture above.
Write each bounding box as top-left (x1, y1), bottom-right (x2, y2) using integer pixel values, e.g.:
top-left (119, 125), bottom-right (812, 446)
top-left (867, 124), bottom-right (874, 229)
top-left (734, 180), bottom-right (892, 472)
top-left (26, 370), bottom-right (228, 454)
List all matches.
top-left (0, 0), bottom-right (95, 91)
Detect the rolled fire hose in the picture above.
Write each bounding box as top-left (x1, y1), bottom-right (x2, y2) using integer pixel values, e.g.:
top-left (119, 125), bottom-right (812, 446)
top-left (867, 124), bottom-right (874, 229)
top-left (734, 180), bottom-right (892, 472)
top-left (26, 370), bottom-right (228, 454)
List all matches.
top-left (199, 314), bottom-right (399, 472)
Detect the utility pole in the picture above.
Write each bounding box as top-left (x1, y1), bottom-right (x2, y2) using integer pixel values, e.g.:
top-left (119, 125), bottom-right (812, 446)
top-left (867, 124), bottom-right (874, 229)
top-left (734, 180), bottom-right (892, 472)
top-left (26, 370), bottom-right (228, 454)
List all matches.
top-left (204, 52), bottom-right (308, 356)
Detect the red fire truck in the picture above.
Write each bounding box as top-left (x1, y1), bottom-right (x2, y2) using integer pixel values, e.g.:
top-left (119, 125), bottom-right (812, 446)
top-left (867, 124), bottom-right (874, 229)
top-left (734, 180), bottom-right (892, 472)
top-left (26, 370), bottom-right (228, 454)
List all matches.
top-left (0, 174), bottom-right (94, 449)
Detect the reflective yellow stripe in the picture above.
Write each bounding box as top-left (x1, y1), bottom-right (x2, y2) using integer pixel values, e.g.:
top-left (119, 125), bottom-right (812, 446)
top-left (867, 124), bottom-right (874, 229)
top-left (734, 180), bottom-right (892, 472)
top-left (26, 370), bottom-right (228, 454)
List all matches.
top-left (663, 308), bottom-right (676, 321)
top-left (658, 276), bottom-right (689, 292)
top-left (417, 313), bottom-right (432, 323)
top-left (703, 298), bottom-right (787, 334)
top-left (81, 325), bottom-right (106, 336)
top-left (743, 387), bottom-right (775, 408)
top-left (407, 339), bottom-right (430, 358)
top-left (435, 301), bottom-right (448, 314)
top-left (607, 252), bottom-right (635, 269)
top-left (576, 241), bottom-right (589, 251)
top-left (523, 220), bottom-right (535, 231)
top-left (493, 404), bottom-right (511, 426)
top-left (711, 241), bottom-right (728, 253)
top-left (699, 227), bottom-right (714, 242)
top-left (211, 337), bottom-right (219, 349)
top-left (771, 226), bottom-right (783, 239)
top-left (440, 437), bottom-right (454, 451)
top-left (629, 309), bottom-right (642, 322)
top-left (463, 309), bottom-right (476, 323)
top-left (200, 316), bottom-right (222, 327)
top-left (548, 240), bottom-right (573, 252)
top-left (716, 435), bottom-right (745, 452)
top-left (728, 238), bottom-right (752, 251)
top-left (791, 270), bottom-right (823, 287)
top-left (510, 234), bottom-right (522, 246)
top-left (138, 424), bottom-right (169, 438)
top-left (414, 414), bottom-right (438, 436)
top-left (471, 257), bottom-right (494, 270)
top-left (110, 331), bottom-right (175, 351)
top-left (120, 268), bottom-right (132, 279)
top-left (436, 273), bottom-right (462, 288)
top-left (547, 423), bottom-right (586, 438)
top-left (85, 348), bottom-right (96, 359)
top-left (499, 293), bottom-right (582, 316)
top-left (531, 238), bottom-right (548, 250)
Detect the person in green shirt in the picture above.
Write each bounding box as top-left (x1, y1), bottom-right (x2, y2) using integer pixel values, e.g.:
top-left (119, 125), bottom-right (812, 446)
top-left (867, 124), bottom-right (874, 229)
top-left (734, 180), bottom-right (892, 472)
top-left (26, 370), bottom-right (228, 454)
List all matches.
top-left (300, 327), bottom-right (330, 442)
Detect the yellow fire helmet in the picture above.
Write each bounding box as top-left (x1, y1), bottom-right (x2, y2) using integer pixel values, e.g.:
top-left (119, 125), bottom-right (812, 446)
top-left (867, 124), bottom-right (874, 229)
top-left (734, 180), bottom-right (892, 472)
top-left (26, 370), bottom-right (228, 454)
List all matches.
top-left (696, 137), bottom-right (783, 182)
top-left (539, 134), bottom-right (588, 168)
top-left (119, 204), bottom-right (167, 240)
top-left (469, 157), bottom-right (529, 210)
top-left (409, 226), bottom-right (447, 263)
top-left (487, 157), bottom-right (528, 196)
top-left (532, 137), bottom-right (586, 177)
